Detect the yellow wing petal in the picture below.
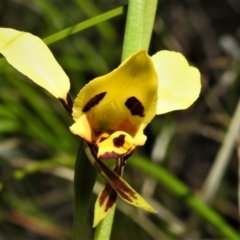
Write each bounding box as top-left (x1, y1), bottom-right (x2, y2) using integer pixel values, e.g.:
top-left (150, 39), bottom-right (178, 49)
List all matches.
top-left (72, 50), bottom-right (158, 136)
top-left (69, 114), bottom-right (92, 142)
top-left (0, 28), bottom-right (70, 103)
top-left (151, 51), bottom-right (201, 115)
top-left (132, 125), bottom-right (147, 146)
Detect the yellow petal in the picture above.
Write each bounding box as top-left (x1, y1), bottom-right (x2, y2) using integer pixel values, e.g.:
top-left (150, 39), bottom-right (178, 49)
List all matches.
top-left (93, 184), bottom-right (117, 227)
top-left (132, 125), bottom-right (147, 146)
top-left (97, 131), bottom-right (135, 159)
top-left (72, 50), bottom-right (158, 135)
top-left (69, 114), bottom-right (92, 142)
top-left (0, 28), bottom-right (70, 103)
top-left (93, 100), bottom-right (122, 131)
top-left (151, 51), bottom-right (201, 115)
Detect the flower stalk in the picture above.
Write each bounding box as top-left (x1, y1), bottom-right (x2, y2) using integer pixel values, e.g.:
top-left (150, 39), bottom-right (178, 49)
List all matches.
top-left (121, 0), bottom-right (158, 61)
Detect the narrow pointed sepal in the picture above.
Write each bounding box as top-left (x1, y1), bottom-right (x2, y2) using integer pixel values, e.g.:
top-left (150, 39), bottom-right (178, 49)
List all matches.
top-left (0, 28), bottom-right (70, 104)
top-left (107, 169), bottom-right (156, 213)
top-left (93, 184), bottom-right (117, 227)
top-left (91, 153), bottom-right (156, 213)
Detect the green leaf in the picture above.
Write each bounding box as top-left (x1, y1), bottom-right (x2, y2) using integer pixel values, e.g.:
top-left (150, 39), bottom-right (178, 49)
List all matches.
top-left (72, 141), bottom-right (97, 240)
top-left (44, 6), bottom-right (124, 45)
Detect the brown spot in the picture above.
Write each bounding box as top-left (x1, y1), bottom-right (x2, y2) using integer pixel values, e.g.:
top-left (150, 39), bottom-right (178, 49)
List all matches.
top-left (93, 130), bottom-right (104, 137)
top-left (111, 175), bottom-right (137, 202)
top-left (82, 92), bottom-right (106, 112)
top-left (99, 184), bottom-right (117, 212)
top-left (94, 156), bottom-right (137, 202)
top-left (99, 136), bottom-right (108, 143)
top-left (99, 151), bottom-right (120, 159)
top-left (113, 134), bottom-right (125, 147)
top-left (125, 96), bottom-right (144, 117)
top-left (58, 93), bottom-right (73, 115)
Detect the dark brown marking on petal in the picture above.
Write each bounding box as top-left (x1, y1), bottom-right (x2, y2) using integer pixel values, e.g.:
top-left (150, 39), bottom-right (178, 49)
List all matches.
top-left (112, 178), bottom-right (136, 202)
top-left (125, 96), bottom-right (145, 117)
top-left (113, 134), bottom-right (125, 148)
top-left (94, 155), bottom-right (137, 202)
top-left (93, 130), bottom-right (105, 139)
top-left (99, 184), bottom-right (117, 212)
top-left (99, 151), bottom-right (120, 159)
top-left (99, 136), bottom-right (108, 143)
top-left (58, 92), bottom-right (73, 116)
top-left (82, 92), bottom-right (106, 112)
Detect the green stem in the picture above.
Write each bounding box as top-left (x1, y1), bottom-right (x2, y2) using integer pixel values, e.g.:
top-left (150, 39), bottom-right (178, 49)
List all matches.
top-left (94, 0), bottom-right (158, 239)
top-left (72, 141), bottom-right (97, 240)
top-left (122, 0), bottom-right (158, 61)
top-left (93, 205), bottom-right (116, 240)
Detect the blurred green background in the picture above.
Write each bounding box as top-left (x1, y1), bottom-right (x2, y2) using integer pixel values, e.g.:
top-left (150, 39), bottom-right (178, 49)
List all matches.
top-left (0, 0), bottom-right (240, 239)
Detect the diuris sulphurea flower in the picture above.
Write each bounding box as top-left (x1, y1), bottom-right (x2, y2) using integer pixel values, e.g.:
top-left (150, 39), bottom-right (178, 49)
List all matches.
top-left (0, 28), bottom-right (201, 226)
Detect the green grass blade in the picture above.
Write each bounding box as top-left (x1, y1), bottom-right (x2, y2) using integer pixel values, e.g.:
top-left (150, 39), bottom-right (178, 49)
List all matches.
top-left (44, 6), bottom-right (124, 45)
top-left (73, 0), bottom-right (116, 42)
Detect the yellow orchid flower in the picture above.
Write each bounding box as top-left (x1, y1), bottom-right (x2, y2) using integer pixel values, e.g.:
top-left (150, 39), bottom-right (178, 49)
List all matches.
top-left (70, 50), bottom-right (158, 159)
top-left (0, 28), bottom-right (201, 226)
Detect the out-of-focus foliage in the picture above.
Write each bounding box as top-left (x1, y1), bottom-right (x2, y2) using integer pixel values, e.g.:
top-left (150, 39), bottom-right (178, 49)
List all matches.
top-left (0, 0), bottom-right (240, 239)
